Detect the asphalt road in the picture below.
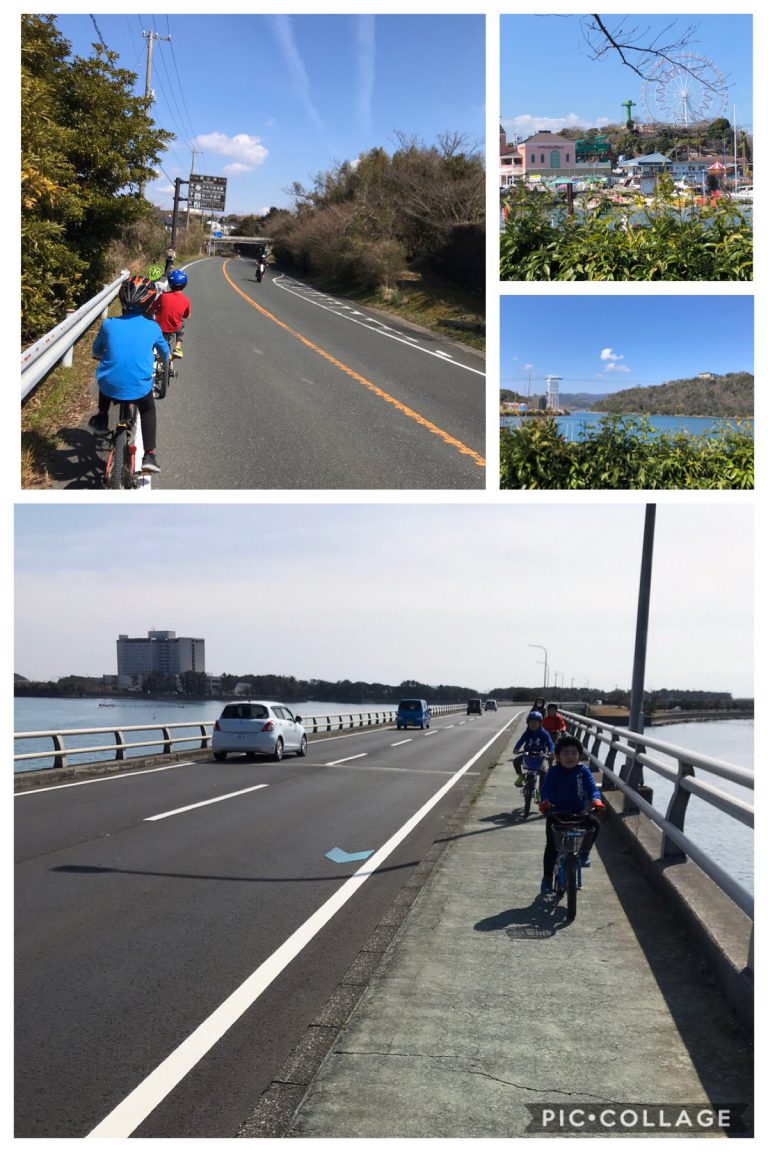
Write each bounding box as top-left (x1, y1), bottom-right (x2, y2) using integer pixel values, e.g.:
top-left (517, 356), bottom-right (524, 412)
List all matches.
top-left (15, 708), bottom-right (517, 1138)
top-left (61, 256), bottom-right (485, 490)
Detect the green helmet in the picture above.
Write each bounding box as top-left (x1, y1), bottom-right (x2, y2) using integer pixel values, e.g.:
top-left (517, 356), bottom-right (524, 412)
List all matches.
top-left (147, 264), bottom-right (163, 281)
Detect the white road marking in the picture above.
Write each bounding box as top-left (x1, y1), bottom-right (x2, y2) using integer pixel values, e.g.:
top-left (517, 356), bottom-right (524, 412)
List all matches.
top-left (144, 784), bottom-right (268, 822)
top-left (86, 713), bottom-right (517, 1138)
top-left (325, 753), bottom-right (368, 766)
top-left (390, 739), bottom-right (413, 747)
top-left (15, 762), bottom-right (196, 795)
top-left (272, 273), bottom-right (485, 378)
top-left (423, 730), bottom-right (437, 737)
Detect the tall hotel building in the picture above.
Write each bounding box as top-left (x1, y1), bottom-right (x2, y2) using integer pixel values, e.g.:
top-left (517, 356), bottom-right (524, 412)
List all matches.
top-left (116, 630), bottom-right (205, 684)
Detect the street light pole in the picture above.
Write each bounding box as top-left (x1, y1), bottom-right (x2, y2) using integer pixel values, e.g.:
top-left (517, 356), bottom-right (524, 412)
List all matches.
top-left (528, 643), bottom-right (548, 692)
top-left (629, 504), bottom-right (656, 734)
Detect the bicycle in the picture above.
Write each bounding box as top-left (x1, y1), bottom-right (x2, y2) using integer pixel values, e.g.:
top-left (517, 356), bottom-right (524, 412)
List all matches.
top-left (153, 343), bottom-right (170, 399)
top-left (103, 400), bottom-right (143, 489)
top-left (520, 752), bottom-right (550, 819)
top-left (551, 812), bottom-right (593, 920)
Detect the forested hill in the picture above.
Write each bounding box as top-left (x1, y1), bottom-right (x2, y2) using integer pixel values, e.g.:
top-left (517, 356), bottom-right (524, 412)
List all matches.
top-left (591, 373), bottom-right (754, 417)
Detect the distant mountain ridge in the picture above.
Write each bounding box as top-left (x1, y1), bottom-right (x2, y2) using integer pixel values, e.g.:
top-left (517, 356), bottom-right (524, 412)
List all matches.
top-left (592, 372), bottom-right (753, 418)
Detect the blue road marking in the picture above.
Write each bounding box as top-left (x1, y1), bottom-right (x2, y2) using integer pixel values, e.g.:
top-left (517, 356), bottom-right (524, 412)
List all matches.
top-left (326, 846), bottom-right (375, 863)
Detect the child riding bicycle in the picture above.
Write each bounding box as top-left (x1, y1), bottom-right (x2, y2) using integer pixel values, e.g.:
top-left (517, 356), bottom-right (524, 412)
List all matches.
top-left (542, 702), bottom-right (567, 743)
top-left (89, 276), bottom-right (170, 473)
top-left (150, 268), bottom-right (191, 358)
top-left (538, 735), bottom-right (605, 893)
top-left (513, 711), bottom-right (555, 797)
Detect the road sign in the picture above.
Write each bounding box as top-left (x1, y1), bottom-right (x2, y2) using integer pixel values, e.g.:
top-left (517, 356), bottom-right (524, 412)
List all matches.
top-left (214, 230), bottom-right (222, 238)
top-left (188, 174), bottom-right (227, 212)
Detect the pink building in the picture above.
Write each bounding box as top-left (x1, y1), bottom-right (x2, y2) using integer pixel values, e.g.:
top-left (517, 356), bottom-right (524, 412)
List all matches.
top-left (517, 131), bottom-right (575, 172)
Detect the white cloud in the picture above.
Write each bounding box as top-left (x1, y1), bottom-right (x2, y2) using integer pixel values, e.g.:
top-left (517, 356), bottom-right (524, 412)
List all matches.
top-left (604, 363), bottom-right (631, 373)
top-left (194, 132), bottom-right (268, 172)
top-left (600, 348), bottom-right (624, 362)
top-left (269, 15), bottom-right (324, 132)
top-left (357, 15), bottom-right (376, 133)
top-left (501, 112), bottom-right (611, 139)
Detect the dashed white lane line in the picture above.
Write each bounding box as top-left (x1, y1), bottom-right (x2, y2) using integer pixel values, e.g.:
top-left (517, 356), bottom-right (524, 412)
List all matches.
top-left (390, 739), bottom-right (413, 747)
top-left (145, 784), bottom-right (269, 822)
top-left (325, 753), bottom-right (369, 766)
top-left (273, 273), bottom-right (485, 378)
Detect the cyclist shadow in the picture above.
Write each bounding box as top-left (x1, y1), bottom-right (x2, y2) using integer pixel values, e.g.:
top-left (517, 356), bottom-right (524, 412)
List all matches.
top-left (474, 894), bottom-right (573, 938)
top-left (38, 425), bottom-right (106, 489)
top-left (478, 809), bottom-right (544, 827)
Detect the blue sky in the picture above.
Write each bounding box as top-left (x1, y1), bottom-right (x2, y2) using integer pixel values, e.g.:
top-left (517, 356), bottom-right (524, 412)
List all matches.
top-left (14, 504), bottom-right (753, 695)
top-left (53, 13), bottom-right (484, 215)
top-left (501, 295), bottom-right (754, 396)
top-left (501, 14), bottom-right (753, 139)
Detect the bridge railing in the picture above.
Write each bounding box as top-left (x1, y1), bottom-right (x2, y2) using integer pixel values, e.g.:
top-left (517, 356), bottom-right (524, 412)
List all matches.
top-left (14, 705), bottom-right (467, 773)
top-left (21, 270), bottom-right (130, 401)
top-left (562, 709), bottom-right (753, 927)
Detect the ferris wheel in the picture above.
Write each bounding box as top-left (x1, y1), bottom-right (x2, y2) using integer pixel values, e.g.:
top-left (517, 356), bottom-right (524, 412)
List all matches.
top-left (641, 51), bottom-right (729, 127)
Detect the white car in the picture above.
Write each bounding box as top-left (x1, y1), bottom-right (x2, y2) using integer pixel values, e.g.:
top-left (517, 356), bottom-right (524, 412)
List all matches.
top-left (212, 701), bottom-right (308, 762)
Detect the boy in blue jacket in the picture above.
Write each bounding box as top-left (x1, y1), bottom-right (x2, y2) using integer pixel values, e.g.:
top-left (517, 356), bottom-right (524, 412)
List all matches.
top-left (513, 711), bottom-right (555, 796)
top-left (538, 735), bottom-right (604, 893)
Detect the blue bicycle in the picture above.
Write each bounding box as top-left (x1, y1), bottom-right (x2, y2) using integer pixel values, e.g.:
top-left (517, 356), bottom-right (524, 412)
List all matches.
top-left (551, 812), bottom-right (592, 920)
top-left (520, 752), bottom-right (550, 819)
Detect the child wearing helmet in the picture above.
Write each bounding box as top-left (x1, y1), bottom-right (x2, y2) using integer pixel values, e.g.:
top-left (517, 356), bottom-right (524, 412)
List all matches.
top-left (512, 710), bottom-right (555, 795)
top-left (538, 735), bottom-right (605, 892)
top-left (151, 268), bottom-right (191, 359)
top-left (543, 702), bottom-right (567, 743)
top-left (88, 276), bottom-right (170, 473)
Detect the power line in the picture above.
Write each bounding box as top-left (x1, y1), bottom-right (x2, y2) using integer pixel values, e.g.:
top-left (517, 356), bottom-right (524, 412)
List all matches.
top-left (166, 15), bottom-right (203, 161)
top-left (89, 14), bottom-right (107, 48)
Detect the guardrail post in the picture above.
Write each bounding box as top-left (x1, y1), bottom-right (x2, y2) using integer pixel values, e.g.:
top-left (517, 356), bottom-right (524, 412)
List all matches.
top-left (662, 759), bottom-right (694, 859)
top-left (161, 726), bottom-right (173, 755)
top-left (61, 310), bottom-right (76, 367)
top-left (199, 724), bottom-right (211, 749)
top-left (114, 730), bottom-right (126, 761)
top-left (602, 738), bottom-right (619, 790)
top-left (52, 733), bottom-right (67, 771)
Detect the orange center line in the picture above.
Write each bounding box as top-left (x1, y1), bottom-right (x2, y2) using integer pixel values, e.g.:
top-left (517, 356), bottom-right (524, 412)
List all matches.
top-left (221, 259), bottom-right (485, 468)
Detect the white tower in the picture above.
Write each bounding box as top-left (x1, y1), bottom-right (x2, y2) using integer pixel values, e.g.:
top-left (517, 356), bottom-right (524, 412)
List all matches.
top-left (546, 375), bottom-right (562, 410)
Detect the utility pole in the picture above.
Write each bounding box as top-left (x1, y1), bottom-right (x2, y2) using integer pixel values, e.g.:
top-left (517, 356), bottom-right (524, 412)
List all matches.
top-left (186, 148), bottom-right (200, 231)
top-left (140, 30), bottom-right (171, 197)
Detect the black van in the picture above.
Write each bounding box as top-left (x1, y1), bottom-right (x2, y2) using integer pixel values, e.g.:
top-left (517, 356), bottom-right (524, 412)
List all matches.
top-left (467, 698), bottom-right (483, 715)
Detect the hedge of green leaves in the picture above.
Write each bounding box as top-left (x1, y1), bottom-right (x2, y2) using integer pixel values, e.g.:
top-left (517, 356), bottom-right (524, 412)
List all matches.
top-left (500, 416), bottom-right (754, 489)
top-left (500, 176), bottom-right (753, 281)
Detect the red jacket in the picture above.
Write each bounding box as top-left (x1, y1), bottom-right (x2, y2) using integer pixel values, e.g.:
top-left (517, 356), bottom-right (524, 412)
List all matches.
top-left (543, 713), bottom-right (566, 739)
top-left (152, 290), bottom-right (191, 334)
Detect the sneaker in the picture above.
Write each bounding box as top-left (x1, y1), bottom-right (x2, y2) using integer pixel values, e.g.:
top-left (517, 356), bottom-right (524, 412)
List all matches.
top-left (540, 876), bottom-right (553, 895)
top-left (88, 412), bottom-right (109, 433)
top-left (514, 774), bottom-right (523, 787)
top-left (173, 345), bottom-right (184, 358)
top-left (141, 451), bottom-right (161, 473)
top-left (534, 789), bottom-right (541, 803)
top-left (580, 855), bottom-right (591, 868)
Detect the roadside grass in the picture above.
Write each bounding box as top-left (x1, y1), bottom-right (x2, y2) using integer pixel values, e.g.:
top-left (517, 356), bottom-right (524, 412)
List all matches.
top-left (355, 270), bottom-right (485, 352)
top-left (21, 300), bottom-right (121, 488)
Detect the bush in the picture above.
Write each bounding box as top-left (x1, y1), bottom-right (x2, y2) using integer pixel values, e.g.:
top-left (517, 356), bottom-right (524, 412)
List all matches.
top-left (500, 415), bottom-right (754, 489)
top-left (500, 176), bottom-right (753, 281)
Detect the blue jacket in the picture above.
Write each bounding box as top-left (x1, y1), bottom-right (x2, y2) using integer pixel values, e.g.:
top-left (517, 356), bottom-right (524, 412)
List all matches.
top-left (93, 313), bottom-right (170, 400)
top-left (540, 762), bottom-right (601, 813)
top-left (514, 728), bottom-right (554, 759)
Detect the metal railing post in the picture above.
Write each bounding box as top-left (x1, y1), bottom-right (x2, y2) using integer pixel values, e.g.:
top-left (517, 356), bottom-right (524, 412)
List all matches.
top-left (662, 759), bottom-right (695, 859)
top-left (52, 733), bottom-right (67, 771)
top-left (114, 730), bottom-right (126, 761)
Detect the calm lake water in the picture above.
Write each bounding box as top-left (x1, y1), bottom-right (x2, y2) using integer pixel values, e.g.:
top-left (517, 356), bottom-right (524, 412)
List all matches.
top-left (501, 412), bottom-right (753, 442)
top-left (15, 700), bottom-right (752, 892)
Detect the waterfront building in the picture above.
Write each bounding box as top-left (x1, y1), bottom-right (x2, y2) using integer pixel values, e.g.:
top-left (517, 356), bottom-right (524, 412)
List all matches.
top-left (500, 126), bottom-right (612, 188)
top-left (116, 630), bottom-right (205, 687)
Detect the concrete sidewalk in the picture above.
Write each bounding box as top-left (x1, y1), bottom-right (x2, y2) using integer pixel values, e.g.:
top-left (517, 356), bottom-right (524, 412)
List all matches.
top-left (285, 727), bottom-right (753, 1138)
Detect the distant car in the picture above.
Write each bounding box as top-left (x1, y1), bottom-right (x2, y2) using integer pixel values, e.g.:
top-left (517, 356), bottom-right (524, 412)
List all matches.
top-left (396, 698), bottom-right (430, 729)
top-left (484, 699), bottom-right (498, 711)
top-left (212, 700), bottom-right (307, 762)
top-left (467, 698), bottom-right (483, 715)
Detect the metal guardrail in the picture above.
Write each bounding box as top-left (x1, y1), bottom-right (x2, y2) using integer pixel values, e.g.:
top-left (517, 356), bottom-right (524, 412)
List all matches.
top-left (562, 709), bottom-right (753, 925)
top-left (13, 706), bottom-right (467, 772)
top-left (21, 270), bottom-right (130, 401)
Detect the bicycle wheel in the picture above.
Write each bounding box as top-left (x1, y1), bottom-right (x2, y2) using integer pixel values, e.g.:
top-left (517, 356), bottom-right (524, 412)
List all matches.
top-left (566, 854), bottom-right (578, 920)
top-left (154, 356), bottom-right (169, 399)
top-left (107, 427), bottom-right (128, 489)
top-left (523, 777), bottom-right (534, 819)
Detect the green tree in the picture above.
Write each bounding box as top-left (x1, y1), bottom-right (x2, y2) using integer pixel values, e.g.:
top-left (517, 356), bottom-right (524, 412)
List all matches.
top-left (21, 15), bottom-right (172, 341)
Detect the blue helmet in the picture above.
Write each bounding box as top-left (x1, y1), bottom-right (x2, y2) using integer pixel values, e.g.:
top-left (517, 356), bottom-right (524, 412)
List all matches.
top-left (527, 710), bottom-right (543, 722)
top-left (167, 269), bottom-right (188, 289)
